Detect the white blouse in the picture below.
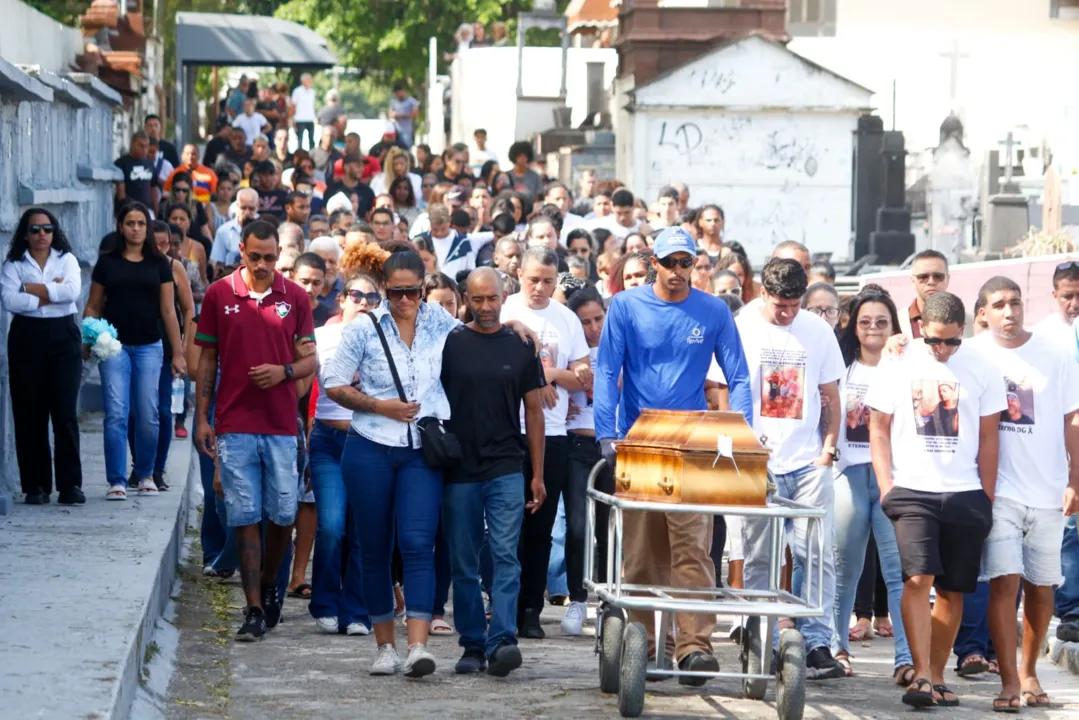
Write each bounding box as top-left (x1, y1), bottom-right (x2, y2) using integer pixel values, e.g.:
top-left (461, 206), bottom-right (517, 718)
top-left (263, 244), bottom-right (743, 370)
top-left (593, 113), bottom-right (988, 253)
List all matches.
top-left (0, 248), bottom-right (81, 318)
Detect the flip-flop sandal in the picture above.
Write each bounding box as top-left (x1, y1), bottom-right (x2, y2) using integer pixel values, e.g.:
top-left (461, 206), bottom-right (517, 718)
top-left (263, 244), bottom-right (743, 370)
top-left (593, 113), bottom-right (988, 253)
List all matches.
top-left (106, 485), bottom-right (128, 501)
top-left (430, 618), bottom-right (454, 636)
top-left (893, 664), bottom-right (915, 686)
top-left (932, 684), bottom-right (960, 707)
top-left (902, 678), bottom-right (935, 709)
top-left (287, 584), bottom-right (312, 599)
top-left (957, 654), bottom-right (990, 677)
top-left (988, 660), bottom-right (1000, 675)
top-left (836, 655), bottom-right (853, 677)
top-left (849, 621), bottom-right (872, 642)
top-left (993, 695), bottom-right (1021, 714)
top-left (874, 623), bottom-right (894, 638)
top-left (1021, 690), bottom-right (1051, 707)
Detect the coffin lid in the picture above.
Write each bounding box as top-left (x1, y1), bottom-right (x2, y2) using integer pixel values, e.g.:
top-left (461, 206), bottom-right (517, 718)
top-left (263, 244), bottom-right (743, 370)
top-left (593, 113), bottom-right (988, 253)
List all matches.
top-left (620, 409), bottom-right (769, 457)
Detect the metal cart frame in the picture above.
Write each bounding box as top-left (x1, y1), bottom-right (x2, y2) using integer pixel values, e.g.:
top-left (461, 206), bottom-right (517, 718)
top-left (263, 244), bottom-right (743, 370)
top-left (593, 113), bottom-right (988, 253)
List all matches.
top-left (583, 460), bottom-right (827, 719)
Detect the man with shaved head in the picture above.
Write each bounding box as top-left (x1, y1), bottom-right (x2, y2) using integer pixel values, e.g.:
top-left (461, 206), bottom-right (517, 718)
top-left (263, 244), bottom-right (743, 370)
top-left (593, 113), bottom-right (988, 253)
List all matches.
top-left (440, 265), bottom-right (547, 677)
top-left (773, 240), bottom-right (811, 274)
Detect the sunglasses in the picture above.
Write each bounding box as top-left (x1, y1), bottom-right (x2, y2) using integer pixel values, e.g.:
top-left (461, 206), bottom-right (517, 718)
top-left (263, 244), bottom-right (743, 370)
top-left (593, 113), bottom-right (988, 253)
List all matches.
top-left (173, 187), bottom-right (191, 194)
top-left (28, 223), bottom-right (55, 235)
top-left (657, 255), bottom-right (695, 270)
top-left (386, 285), bottom-right (422, 301)
top-left (923, 336), bottom-right (962, 347)
top-left (914, 272), bottom-right (947, 283)
top-left (1057, 261), bottom-right (1079, 271)
top-left (348, 290), bottom-right (382, 306)
top-left (245, 251), bottom-right (278, 264)
top-left (857, 317), bottom-right (891, 329)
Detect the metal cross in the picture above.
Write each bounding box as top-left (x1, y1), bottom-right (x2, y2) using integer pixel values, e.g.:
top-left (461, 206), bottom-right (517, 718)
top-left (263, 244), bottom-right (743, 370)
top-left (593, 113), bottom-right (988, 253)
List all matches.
top-left (939, 39), bottom-right (970, 106)
top-left (999, 131), bottom-right (1018, 185)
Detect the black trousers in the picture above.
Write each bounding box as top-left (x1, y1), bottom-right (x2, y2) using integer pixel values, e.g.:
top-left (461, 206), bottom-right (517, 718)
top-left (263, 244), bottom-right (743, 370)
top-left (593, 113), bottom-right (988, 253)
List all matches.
top-left (518, 434), bottom-right (569, 615)
top-left (566, 433), bottom-right (615, 596)
top-left (8, 314), bottom-right (83, 495)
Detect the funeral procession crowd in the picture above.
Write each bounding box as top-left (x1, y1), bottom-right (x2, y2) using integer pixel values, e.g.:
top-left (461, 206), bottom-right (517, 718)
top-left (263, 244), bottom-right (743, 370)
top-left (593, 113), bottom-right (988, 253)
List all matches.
top-left (4, 75), bottom-right (1079, 715)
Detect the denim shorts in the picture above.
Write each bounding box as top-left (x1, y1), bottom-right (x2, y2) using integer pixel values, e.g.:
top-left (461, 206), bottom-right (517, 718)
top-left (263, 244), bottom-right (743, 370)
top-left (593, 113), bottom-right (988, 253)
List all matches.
top-left (217, 433), bottom-right (300, 527)
top-left (980, 496), bottom-right (1065, 587)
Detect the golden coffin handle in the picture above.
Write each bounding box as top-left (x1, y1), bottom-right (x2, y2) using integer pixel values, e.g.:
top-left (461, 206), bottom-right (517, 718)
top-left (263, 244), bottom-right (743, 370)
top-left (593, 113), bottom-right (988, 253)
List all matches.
top-left (618, 473), bottom-right (631, 491)
top-left (656, 477), bottom-right (675, 496)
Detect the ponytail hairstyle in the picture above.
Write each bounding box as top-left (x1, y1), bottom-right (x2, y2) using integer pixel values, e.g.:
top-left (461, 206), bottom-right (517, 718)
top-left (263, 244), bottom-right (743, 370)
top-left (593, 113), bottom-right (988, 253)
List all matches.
top-left (381, 249), bottom-right (427, 284)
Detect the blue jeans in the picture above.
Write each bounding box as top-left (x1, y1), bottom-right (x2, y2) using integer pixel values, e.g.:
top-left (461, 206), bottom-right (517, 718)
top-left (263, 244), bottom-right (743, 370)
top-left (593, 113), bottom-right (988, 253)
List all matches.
top-left (1057, 515), bottom-right (1079, 622)
top-left (340, 432), bottom-right (442, 624)
top-left (100, 342), bottom-right (163, 484)
top-left (198, 441), bottom-right (230, 567)
top-left (744, 463), bottom-right (837, 651)
top-left (832, 463), bottom-right (911, 668)
top-left (433, 523), bottom-right (452, 618)
top-left (308, 422), bottom-right (368, 627)
top-left (443, 473), bottom-right (525, 656)
top-left (546, 497), bottom-right (569, 598)
top-left (154, 359), bottom-right (172, 475)
top-left (954, 581), bottom-right (994, 664)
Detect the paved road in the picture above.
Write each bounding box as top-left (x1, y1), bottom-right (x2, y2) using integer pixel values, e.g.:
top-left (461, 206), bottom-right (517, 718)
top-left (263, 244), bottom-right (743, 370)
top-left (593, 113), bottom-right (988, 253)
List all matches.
top-left (165, 545), bottom-right (1079, 720)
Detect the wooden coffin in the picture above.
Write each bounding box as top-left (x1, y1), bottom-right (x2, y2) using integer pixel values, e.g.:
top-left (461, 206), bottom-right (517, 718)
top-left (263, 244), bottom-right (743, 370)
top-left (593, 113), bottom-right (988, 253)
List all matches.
top-left (614, 409), bottom-right (770, 506)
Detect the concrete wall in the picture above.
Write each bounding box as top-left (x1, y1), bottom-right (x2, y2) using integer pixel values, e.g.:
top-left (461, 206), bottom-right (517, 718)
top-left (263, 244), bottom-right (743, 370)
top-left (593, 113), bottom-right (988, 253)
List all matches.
top-left (0, 0), bottom-right (84, 74)
top-left (0, 59), bottom-right (122, 497)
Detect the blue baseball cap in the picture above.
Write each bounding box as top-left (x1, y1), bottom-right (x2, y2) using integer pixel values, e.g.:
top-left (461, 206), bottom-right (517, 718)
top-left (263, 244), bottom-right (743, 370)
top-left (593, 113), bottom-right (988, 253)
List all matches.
top-left (653, 226), bottom-right (697, 259)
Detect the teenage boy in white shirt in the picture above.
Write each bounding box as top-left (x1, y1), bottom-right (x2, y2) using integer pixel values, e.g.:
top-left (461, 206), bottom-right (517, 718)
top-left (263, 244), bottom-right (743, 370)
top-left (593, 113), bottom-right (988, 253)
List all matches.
top-left (867, 291), bottom-right (1005, 709)
top-left (725, 257), bottom-right (847, 679)
top-left (969, 276), bottom-right (1079, 712)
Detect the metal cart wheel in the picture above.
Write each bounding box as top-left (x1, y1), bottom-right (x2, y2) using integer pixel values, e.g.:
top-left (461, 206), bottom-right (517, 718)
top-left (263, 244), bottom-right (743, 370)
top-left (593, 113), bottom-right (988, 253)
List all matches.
top-left (598, 606), bottom-right (626, 693)
top-left (618, 621), bottom-right (649, 718)
top-left (776, 629), bottom-right (807, 720)
top-left (741, 616), bottom-right (767, 700)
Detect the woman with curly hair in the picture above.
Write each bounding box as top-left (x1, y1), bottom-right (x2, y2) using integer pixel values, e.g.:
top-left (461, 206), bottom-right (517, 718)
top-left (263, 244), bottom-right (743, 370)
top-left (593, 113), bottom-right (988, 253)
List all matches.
top-left (606, 250), bottom-right (654, 296)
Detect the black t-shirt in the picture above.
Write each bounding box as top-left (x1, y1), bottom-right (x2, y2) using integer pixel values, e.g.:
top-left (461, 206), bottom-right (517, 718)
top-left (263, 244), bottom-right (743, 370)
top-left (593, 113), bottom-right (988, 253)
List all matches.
top-left (325, 180), bottom-right (374, 218)
top-left (91, 253), bottom-right (173, 346)
top-left (441, 326), bottom-right (545, 483)
top-left (158, 140), bottom-right (181, 168)
top-left (223, 147), bottom-right (253, 169)
top-left (115, 154), bottom-right (156, 206)
top-left (256, 101), bottom-right (279, 132)
top-left (203, 136), bottom-right (229, 169)
top-left (258, 188), bottom-right (289, 220)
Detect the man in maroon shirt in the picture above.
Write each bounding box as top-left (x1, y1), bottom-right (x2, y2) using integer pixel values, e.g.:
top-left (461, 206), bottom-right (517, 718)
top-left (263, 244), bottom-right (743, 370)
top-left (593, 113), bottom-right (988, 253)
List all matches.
top-left (194, 220), bottom-right (317, 641)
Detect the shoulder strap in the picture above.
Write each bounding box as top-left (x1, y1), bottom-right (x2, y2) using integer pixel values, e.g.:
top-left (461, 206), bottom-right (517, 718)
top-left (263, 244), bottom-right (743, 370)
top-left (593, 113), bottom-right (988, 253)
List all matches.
top-left (367, 312), bottom-right (413, 445)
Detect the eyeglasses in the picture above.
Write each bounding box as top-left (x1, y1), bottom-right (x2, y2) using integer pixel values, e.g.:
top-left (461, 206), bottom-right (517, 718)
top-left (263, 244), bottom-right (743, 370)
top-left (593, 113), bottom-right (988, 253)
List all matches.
top-left (857, 317), bottom-right (891, 329)
top-left (245, 251), bottom-right (278, 264)
top-left (657, 256), bottom-right (695, 270)
top-left (923, 336), bottom-right (962, 347)
top-left (808, 306), bottom-right (839, 320)
top-left (28, 223), bottom-right (54, 235)
top-left (386, 285), bottom-right (423, 301)
top-left (348, 289), bottom-right (382, 306)
top-left (914, 272), bottom-right (947, 283)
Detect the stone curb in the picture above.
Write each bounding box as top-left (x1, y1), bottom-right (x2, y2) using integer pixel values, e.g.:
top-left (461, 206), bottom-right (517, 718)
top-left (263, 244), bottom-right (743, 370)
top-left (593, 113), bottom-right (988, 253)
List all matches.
top-left (1048, 636), bottom-right (1079, 677)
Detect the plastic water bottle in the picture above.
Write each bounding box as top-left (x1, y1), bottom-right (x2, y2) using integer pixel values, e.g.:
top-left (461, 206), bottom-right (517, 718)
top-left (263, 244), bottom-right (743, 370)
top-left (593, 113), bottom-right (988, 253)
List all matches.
top-left (171, 377), bottom-right (185, 415)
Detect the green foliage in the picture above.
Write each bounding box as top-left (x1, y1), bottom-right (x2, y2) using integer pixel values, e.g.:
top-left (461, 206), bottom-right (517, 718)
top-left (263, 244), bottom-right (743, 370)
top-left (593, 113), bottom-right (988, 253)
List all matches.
top-left (21, 0), bottom-right (85, 27)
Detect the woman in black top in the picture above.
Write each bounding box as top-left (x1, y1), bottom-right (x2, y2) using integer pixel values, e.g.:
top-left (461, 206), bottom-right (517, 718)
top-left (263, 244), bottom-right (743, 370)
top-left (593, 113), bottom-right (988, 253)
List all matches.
top-left (0, 208), bottom-right (84, 505)
top-left (84, 202), bottom-right (186, 500)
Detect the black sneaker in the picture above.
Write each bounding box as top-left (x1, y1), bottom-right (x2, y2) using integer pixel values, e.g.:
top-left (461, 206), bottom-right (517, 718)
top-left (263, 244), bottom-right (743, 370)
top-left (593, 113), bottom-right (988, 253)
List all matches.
top-left (678, 651), bottom-right (719, 686)
top-left (517, 608), bottom-right (545, 639)
top-left (455, 649), bottom-right (487, 674)
top-left (57, 488), bottom-right (86, 505)
top-left (153, 471), bottom-right (169, 492)
top-left (806, 646), bottom-right (846, 680)
top-left (236, 607), bottom-right (266, 642)
top-left (24, 492), bottom-right (46, 505)
top-left (1058, 620), bottom-right (1079, 643)
top-left (261, 585), bottom-right (282, 629)
top-left (486, 643), bottom-right (523, 677)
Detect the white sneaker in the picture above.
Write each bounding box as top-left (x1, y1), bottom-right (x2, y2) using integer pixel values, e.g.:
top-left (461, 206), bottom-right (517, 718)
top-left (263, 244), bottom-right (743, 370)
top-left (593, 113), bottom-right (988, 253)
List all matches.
top-left (370, 644), bottom-right (403, 676)
top-left (346, 623), bottom-right (370, 636)
top-left (314, 616), bottom-right (339, 634)
top-left (562, 601), bottom-right (587, 636)
top-left (403, 643), bottom-right (436, 678)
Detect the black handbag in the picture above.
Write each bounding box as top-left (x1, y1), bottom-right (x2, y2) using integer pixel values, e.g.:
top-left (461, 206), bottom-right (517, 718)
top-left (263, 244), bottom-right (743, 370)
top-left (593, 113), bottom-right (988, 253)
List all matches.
top-left (367, 313), bottom-right (461, 469)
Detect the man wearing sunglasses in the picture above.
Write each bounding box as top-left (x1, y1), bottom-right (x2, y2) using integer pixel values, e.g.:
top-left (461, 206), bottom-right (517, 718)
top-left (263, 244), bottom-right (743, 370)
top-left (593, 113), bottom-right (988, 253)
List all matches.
top-left (898, 250), bottom-right (973, 340)
top-left (595, 226), bottom-right (752, 682)
top-left (866, 291), bottom-right (1005, 709)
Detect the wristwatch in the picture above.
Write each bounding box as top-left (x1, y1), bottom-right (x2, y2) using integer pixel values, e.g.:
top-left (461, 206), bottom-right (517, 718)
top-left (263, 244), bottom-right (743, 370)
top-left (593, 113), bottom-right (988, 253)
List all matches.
top-left (283, 364), bottom-right (294, 380)
top-left (824, 445), bottom-right (840, 462)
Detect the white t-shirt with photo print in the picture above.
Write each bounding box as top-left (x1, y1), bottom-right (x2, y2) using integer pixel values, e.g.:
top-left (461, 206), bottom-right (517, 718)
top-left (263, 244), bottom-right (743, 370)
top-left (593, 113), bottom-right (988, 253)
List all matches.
top-left (864, 341), bottom-right (1007, 494)
top-left (836, 360), bottom-right (878, 472)
top-left (969, 331), bottom-right (1079, 508)
top-left (566, 345), bottom-right (599, 432)
top-left (501, 293), bottom-right (590, 437)
top-left (726, 307), bottom-right (845, 474)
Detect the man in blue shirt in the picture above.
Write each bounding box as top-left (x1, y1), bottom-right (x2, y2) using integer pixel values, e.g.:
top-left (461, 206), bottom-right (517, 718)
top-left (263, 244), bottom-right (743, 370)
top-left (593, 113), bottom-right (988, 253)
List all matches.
top-left (594, 226), bottom-right (751, 682)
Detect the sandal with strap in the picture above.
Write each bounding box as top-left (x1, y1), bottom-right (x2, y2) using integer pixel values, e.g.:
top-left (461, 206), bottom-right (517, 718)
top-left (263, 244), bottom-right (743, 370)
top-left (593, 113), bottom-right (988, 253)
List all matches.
top-left (993, 695), bottom-right (1021, 714)
top-left (849, 619), bottom-right (872, 642)
top-left (874, 620), bottom-right (894, 638)
top-left (933, 684), bottom-right (960, 707)
top-left (902, 678), bottom-right (935, 709)
top-left (106, 484), bottom-right (127, 501)
top-left (287, 584), bottom-right (312, 599)
top-left (893, 664), bottom-right (915, 687)
top-left (430, 618), bottom-right (454, 636)
top-left (1021, 689), bottom-right (1051, 707)
top-left (957, 653), bottom-right (990, 677)
top-left (836, 654), bottom-right (853, 677)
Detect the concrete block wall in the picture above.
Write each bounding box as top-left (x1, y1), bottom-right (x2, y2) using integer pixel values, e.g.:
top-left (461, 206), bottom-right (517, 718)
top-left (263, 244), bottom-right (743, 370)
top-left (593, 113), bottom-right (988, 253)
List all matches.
top-left (0, 69), bottom-right (122, 498)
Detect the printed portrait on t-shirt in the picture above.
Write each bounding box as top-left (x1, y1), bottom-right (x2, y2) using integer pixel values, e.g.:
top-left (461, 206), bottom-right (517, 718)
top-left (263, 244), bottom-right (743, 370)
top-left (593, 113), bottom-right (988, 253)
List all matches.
top-left (760, 362), bottom-right (805, 419)
top-left (539, 341), bottom-right (559, 370)
top-left (845, 384), bottom-right (870, 444)
top-left (1000, 377), bottom-right (1034, 426)
top-left (912, 379), bottom-right (959, 438)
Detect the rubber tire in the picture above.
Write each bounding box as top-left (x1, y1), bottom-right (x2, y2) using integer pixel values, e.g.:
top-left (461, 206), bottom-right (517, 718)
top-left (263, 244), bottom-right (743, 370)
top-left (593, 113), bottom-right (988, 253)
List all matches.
top-left (599, 608), bottom-right (625, 694)
top-left (776, 628), bottom-right (807, 720)
top-left (741, 616), bottom-right (767, 700)
top-left (618, 621), bottom-right (648, 718)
